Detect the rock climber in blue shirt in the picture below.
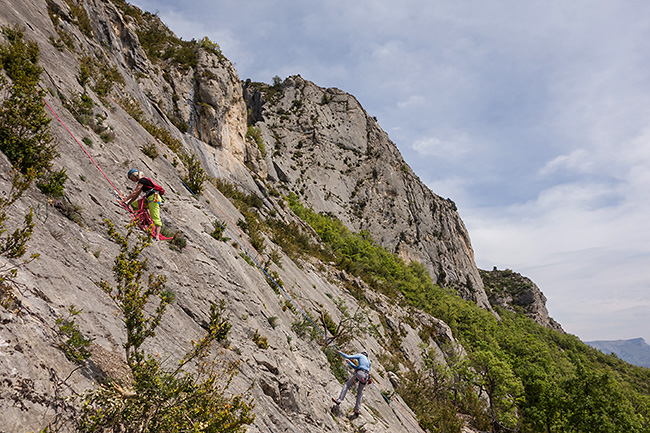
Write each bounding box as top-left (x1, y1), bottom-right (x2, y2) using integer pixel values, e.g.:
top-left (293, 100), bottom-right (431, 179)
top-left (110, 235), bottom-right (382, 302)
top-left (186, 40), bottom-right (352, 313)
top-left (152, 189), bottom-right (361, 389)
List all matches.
top-left (332, 350), bottom-right (371, 415)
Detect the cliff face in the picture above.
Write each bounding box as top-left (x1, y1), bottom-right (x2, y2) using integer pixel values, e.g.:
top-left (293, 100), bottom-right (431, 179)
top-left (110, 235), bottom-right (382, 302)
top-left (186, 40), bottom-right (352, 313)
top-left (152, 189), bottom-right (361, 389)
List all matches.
top-left (243, 77), bottom-right (490, 309)
top-left (0, 0), bottom-right (564, 432)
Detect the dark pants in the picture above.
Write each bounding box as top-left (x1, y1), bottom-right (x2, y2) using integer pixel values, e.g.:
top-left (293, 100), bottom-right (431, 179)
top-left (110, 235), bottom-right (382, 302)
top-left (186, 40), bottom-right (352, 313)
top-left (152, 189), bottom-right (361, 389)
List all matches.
top-left (338, 369), bottom-right (369, 412)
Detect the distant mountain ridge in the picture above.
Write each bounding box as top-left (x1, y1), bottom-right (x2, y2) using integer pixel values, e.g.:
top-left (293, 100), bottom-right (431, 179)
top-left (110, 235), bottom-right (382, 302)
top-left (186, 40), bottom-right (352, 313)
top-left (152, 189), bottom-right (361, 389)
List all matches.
top-left (585, 338), bottom-right (650, 368)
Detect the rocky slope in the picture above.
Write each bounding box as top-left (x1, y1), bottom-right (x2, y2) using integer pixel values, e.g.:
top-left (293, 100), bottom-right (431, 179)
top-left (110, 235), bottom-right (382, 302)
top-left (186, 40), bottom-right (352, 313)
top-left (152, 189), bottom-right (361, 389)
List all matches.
top-left (0, 0), bottom-right (564, 432)
top-left (242, 77), bottom-right (491, 309)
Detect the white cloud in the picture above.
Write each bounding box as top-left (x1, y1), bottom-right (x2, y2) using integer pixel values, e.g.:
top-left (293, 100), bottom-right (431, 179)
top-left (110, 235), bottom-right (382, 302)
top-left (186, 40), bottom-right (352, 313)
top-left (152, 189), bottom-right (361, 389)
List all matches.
top-left (538, 149), bottom-right (592, 176)
top-left (411, 134), bottom-right (472, 164)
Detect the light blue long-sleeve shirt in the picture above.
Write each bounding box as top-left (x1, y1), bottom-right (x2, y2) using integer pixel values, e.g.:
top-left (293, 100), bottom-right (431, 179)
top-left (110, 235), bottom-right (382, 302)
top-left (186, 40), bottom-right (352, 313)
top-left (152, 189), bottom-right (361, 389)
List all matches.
top-left (340, 352), bottom-right (371, 372)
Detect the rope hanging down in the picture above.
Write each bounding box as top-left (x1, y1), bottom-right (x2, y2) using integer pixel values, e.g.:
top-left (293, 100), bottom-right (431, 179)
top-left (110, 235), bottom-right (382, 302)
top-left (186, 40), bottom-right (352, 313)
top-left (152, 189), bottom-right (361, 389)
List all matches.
top-left (40, 91), bottom-right (164, 237)
top-left (44, 90), bottom-right (425, 433)
top-left (39, 90), bottom-right (123, 199)
top-left (108, 96), bottom-right (264, 264)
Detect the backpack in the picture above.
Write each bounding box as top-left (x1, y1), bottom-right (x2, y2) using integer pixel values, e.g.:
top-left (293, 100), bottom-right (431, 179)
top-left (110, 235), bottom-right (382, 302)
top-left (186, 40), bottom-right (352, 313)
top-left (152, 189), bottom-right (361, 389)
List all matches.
top-left (144, 177), bottom-right (165, 196)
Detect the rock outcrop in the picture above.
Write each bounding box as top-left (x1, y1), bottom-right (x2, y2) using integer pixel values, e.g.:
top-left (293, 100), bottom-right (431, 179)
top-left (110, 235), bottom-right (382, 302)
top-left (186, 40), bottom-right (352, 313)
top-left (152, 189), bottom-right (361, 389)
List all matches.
top-left (0, 1), bottom-right (479, 432)
top-left (480, 268), bottom-right (564, 332)
top-left (243, 77), bottom-right (491, 309)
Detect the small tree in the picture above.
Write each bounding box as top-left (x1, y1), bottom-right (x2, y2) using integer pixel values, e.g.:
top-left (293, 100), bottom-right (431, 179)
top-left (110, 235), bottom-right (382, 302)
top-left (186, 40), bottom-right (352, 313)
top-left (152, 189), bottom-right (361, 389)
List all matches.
top-left (81, 220), bottom-right (255, 432)
top-left (0, 171), bottom-right (38, 310)
top-left (181, 151), bottom-right (209, 195)
top-left (470, 349), bottom-right (524, 432)
top-left (0, 25), bottom-right (58, 178)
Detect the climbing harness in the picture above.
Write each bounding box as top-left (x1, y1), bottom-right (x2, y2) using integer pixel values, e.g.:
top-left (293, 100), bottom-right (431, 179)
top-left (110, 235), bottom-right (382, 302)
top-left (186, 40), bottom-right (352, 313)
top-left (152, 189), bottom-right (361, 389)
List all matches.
top-left (110, 190), bottom-right (170, 240)
top-left (40, 90), bottom-right (167, 240)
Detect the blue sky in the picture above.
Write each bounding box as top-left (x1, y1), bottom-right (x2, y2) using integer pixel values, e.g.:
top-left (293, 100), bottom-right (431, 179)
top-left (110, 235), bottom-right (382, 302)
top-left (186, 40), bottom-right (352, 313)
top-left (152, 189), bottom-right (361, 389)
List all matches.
top-left (128, 0), bottom-right (650, 342)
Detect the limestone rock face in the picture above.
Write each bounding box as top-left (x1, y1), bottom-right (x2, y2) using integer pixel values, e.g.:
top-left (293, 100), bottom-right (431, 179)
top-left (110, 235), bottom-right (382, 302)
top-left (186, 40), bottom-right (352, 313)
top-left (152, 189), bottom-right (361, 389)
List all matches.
top-left (243, 76), bottom-right (491, 309)
top-left (0, 1), bottom-right (481, 432)
top-left (0, 0), bottom-right (568, 432)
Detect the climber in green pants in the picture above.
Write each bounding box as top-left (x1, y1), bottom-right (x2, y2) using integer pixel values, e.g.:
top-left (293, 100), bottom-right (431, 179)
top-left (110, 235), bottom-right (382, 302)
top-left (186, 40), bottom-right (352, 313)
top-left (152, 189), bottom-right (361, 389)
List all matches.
top-left (119, 168), bottom-right (164, 239)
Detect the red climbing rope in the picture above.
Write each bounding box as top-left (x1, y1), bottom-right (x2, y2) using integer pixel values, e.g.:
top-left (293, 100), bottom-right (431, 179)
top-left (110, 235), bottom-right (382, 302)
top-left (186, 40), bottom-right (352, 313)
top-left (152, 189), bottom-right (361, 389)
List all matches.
top-left (40, 90), bottom-right (167, 239)
top-left (39, 90), bottom-right (124, 199)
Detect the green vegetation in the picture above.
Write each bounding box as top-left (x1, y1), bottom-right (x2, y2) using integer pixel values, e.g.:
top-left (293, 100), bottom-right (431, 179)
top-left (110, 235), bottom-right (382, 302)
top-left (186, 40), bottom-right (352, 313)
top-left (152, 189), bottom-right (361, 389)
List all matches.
top-left (0, 26), bottom-right (57, 310)
top-left (56, 305), bottom-right (94, 364)
top-left (252, 329), bottom-right (269, 349)
top-left (181, 152), bottom-right (209, 195)
top-left (324, 346), bottom-right (349, 384)
top-left (0, 172), bottom-right (38, 312)
top-left (117, 96), bottom-right (209, 195)
top-left (0, 25), bottom-right (58, 178)
top-left (140, 140), bottom-right (159, 159)
top-left (213, 178), bottom-right (271, 254)
top-left (286, 194), bottom-right (650, 432)
top-left (288, 193), bottom-right (430, 301)
top-left (211, 220), bottom-right (227, 240)
top-left (237, 212), bottom-right (265, 253)
top-left (133, 11), bottom-right (224, 69)
top-left (79, 55), bottom-right (125, 97)
top-left (62, 0), bottom-right (93, 38)
top-left (60, 91), bottom-right (115, 145)
top-left (36, 167), bottom-right (68, 198)
top-left (160, 226), bottom-right (187, 252)
top-left (81, 220), bottom-right (255, 432)
top-left (246, 125), bottom-right (265, 158)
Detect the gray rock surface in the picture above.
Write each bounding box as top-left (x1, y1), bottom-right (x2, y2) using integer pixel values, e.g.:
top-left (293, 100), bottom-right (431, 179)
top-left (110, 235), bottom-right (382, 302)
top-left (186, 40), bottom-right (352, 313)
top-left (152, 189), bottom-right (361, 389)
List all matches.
top-left (0, 0), bottom-right (587, 431)
top-left (243, 77), bottom-right (491, 309)
top-left (0, 0), bottom-right (485, 432)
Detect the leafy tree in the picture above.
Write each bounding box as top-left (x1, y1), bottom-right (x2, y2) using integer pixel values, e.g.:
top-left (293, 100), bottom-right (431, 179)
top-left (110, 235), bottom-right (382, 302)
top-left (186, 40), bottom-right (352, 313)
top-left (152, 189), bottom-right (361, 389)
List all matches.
top-left (560, 362), bottom-right (642, 433)
top-left (96, 220), bottom-right (172, 365)
top-left (0, 25), bottom-right (58, 177)
top-left (470, 349), bottom-right (524, 432)
top-left (0, 25), bottom-right (48, 310)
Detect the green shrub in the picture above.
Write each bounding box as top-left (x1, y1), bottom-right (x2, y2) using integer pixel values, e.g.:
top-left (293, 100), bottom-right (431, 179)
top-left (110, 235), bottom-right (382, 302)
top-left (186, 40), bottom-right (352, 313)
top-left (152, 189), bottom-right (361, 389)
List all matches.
top-left (0, 172), bottom-right (38, 311)
top-left (60, 91), bottom-right (93, 126)
top-left (181, 152), bottom-right (209, 195)
top-left (246, 125), bottom-right (266, 158)
top-left (140, 140), bottom-right (159, 159)
top-left (212, 178), bottom-right (264, 211)
top-left (211, 220), bottom-right (227, 240)
top-left (37, 167), bottom-right (68, 198)
top-left (79, 55), bottom-right (124, 97)
top-left (0, 25), bottom-right (58, 177)
top-left (252, 329), bottom-right (269, 349)
top-left (199, 36), bottom-right (223, 59)
top-left (63, 0), bottom-right (93, 38)
top-left (160, 226), bottom-right (187, 251)
top-left (56, 305), bottom-right (93, 364)
top-left (83, 220), bottom-right (254, 432)
top-left (237, 213), bottom-right (265, 253)
top-left (323, 346), bottom-right (348, 384)
top-left (52, 198), bottom-right (84, 226)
